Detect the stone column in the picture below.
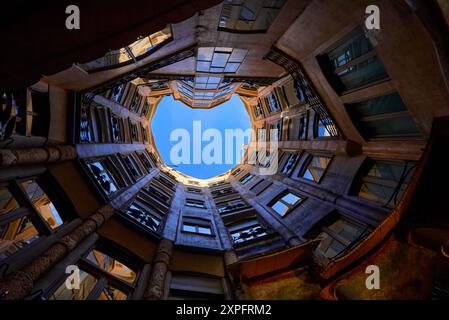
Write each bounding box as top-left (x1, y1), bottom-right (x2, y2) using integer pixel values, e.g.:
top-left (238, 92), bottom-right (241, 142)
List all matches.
top-left (0, 145), bottom-right (77, 168)
top-left (144, 239), bottom-right (174, 300)
top-left (0, 205), bottom-right (114, 300)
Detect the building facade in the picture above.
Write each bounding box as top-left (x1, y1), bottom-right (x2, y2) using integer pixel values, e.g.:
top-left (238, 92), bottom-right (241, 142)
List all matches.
top-left (1, 0), bottom-right (449, 300)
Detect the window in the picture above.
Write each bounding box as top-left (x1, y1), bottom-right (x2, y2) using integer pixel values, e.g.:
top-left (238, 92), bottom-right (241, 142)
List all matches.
top-left (120, 153), bottom-right (145, 180)
top-left (231, 168), bottom-right (242, 176)
top-left (185, 199), bottom-right (206, 209)
top-left (123, 193), bottom-right (166, 233)
top-left (269, 191), bottom-right (304, 217)
top-left (265, 92), bottom-right (281, 113)
top-left (47, 243), bottom-right (140, 300)
top-left (345, 92), bottom-right (421, 139)
top-left (313, 216), bottom-right (370, 266)
top-left (80, 26), bottom-right (172, 72)
top-left (1, 89), bottom-right (50, 139)
top-left (218, 0), bottom-right (287, 33)
top-left (86, 160), bottom-right (123, 197)
top-left (216, 198), bottom-right (251, 214)
top-left (137, 151), bottom-right (154, 170)
top-left (318, 28), bottom-right (388, 94)
top-left (79, 101), bottom-right (130, 144)
top-left (280, 153), bottom-right (300, 175)
top-left (111, 84), bottom-right (125, 103)
top-left (182, 218), bottom-right (213, 235)
top-left (355, 160), bottom-right (416, 208)
top-left (211, 187), bottom-right (236, 199)
top-left (0, 178), bottom-right (71, 262)
top-left (228, 219), bottom-right (268, 245)
top-left (249, 179), bottom-right (272, 196)
top-left (239, 173), bottom-right (254, 185)
top-left (196, 47), bottom-right (247, 73)
top-left (169, 273), bottom-right (225, 300)
top-left (314, 113), bottom-right (333, 138)
top-left (21, 180), bottom-right (64, 230)
top-left (142, 184), bottom-right (171, 207)
top-left (186, 187), bottom-right (202, 194)
top-left (300, 155), bottom-right (332, 183)
top-left (85, 248), bottom-right (137, 284)
top-left (208, 180), bottom-right (226, 188)
top-left (253, 100), bottom-right (265, 118)
top-left (288, 112), bottom-right (308, 140)
top-left (48, 267), bottom-right (99, 300)
top-left (153, 174), bottom-right (176, 191)
top-left (269, 120), bottom-right (282, 141)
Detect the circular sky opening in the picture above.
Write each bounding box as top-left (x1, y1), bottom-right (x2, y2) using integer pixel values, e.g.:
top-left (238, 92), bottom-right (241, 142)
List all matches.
top-left (151, 95), bottom-right (251, 179)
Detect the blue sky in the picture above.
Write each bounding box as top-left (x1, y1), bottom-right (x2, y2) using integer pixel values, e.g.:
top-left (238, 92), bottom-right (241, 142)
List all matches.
top-left (151, 95), bottom-right (251, 179)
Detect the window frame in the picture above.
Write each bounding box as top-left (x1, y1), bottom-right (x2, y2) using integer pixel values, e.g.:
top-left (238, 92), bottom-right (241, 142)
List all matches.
top-left (185, 198), bottom-right (207, 210)
top-left (267, 190), bottom-right (305, 217)
top-left (298, 154), bottom-right (333, 184)
top-left (317, 27), bottom-right (390, 95)
top-left (181, 217), bottom-right (215, 236)
top-left (0, 175), bottom-right (77, 265)
top-left (43, 239), bottom-right (146, 300)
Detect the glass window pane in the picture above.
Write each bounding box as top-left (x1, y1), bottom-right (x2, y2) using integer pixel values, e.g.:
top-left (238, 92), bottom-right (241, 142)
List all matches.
top-left (196, 61), bottom-right (210, 72)
top-left (215, 47), bottom-right (233, 53)
top-left (211, 53), bottom-right (229, 67)
top-left (182, 224), bottom-right (196, 233)
top-left (338, 56), bottom-right (387, 91)
top-left (351, 93), bottom-right (407, 117)
top-left (271, 201), bottom-right (289, 217)
top-left (224, 63), bottom-right (240, 73)
top-left (49, 269), bottom-right (97, 300)
top-left (363, 116), bottom-right (420, 138)
top-left (86, 249), bottom-right (137, 284)
top-left (210, 67), bottom-right (224, 73)
top-left (98, 285), bottom-right (127, 300)
top-left (198, 227), bottom-right (212, 235)
top-left (281, 154), bottom-right (299, 174)
top-left (126, 203), bottom-right (161, 232)
top-left (0, 186), bottom-right (18, 216)
top-left (208, 77), bottom-right (221, 84)
top-left (22, 180), bottom-right (63, 229)
top-left (197, 47), bottom-right (214, 61)
top-left (281, 193), bottom-right (301, 205)
top-left (0, 216), bottom-right (39, 260)
top-left (229, 49), bottom-right (247, 63)
top-left (302, 156), bottom-right (331, 182)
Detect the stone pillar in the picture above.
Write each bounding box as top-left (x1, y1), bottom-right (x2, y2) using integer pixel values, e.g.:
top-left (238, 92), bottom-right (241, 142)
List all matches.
top-left (0, 205), bottom-right (114, 300)
top-left (224, 249), bottom-right (238, 267)
top-left (223, 250), bottom-right (247, 300)
top-left (0, 145), bottom-right (77, 168)
top-left (144, 239), bottom-right (174, 300)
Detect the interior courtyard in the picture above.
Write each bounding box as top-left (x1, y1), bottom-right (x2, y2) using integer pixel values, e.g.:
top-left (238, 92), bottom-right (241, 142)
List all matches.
top-left (1, 0), bottom-right (449, 300)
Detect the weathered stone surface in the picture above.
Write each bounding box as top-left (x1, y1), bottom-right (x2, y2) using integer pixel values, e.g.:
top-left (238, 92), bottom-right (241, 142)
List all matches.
top-left (144, 239), bottom-right (174, 300)
top-left (0, 271), bottom-right (34, 300)
top-left (0, 145), bottom-right (77, 168)
top-left (0, 205), bottom-right (113, 300)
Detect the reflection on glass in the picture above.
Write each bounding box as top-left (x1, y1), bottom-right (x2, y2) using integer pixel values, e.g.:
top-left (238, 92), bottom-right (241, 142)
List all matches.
top-left (301, 156), bottom-right (331, 183)
top-left (22, 180), bottom-right (63, 229)
top-left (49, 269), bottom-right (97, 300)
top-left (98, 285), bottom-right (127, 300)
top-left (0, 186), bottom-right (18, 216)
top-left (0, 216), bottom-right (39, 261)
top-left (86, 249), bottom-right (137, 284)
